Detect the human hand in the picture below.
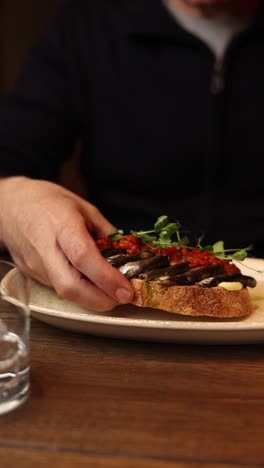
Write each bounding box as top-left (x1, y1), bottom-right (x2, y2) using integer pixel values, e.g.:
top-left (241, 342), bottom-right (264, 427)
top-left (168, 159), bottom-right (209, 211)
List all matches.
top-left (0, 177), bottom-right (133, 311)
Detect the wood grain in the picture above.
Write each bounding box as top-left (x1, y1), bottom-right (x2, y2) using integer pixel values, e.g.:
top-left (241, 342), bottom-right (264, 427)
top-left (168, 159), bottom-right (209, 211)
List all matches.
top-left (1, 262), bottom-right (264, 467)
top-left (0, 449), bottom-right (247, 468)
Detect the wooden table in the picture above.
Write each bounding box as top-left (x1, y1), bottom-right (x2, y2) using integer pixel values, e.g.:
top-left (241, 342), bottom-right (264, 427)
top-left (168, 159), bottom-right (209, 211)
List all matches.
top-left (1, 261), bottom-right (264, 467)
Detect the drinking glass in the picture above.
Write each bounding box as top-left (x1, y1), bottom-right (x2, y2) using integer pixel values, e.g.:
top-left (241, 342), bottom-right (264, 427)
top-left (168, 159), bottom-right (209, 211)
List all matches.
top-left (0, 260), bottom-right (30, 415)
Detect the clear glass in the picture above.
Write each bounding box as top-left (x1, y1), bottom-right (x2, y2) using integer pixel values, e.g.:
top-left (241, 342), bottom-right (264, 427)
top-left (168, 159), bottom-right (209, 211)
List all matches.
top-left (0, 260), bottom-right (30, 415)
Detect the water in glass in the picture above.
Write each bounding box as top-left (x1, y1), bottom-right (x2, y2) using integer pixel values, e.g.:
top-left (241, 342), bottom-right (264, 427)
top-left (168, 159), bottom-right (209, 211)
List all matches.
top-left (0, 262), bottom-right (30, 415)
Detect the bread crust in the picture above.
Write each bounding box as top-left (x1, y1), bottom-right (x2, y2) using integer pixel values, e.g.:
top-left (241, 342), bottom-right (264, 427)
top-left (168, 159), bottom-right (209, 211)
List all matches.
top-left (130, 278), bottom-right (253, 318)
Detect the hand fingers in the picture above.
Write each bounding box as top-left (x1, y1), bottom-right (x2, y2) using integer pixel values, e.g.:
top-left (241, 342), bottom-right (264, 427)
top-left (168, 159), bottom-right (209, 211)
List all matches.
top-left (8, 246), bottom-right (51, 287)
top-left (56, 215), bottom-right (134, 305)
top-left (44, 244), bottom-right (120, 312)
top-left (9, 232), bottom-right (122, 312)
top-left (3, 180), bottom-right (132, 310)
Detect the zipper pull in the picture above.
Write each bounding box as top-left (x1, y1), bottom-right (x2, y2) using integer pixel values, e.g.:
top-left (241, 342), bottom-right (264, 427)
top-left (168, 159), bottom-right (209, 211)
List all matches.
top-left (211, 58), bottom-right (225, 94)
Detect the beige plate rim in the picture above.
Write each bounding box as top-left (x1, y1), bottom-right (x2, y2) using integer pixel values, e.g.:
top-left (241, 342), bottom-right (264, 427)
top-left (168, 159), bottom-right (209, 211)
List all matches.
top-left (1, 258), bottom-right (264, 342)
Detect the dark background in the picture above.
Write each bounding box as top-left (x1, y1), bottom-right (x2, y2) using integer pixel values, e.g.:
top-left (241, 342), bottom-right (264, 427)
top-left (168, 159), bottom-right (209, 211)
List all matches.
top-left (0, 0), bottom-right (85, 191)
top-left (0, 0), bottom-right (65, 94)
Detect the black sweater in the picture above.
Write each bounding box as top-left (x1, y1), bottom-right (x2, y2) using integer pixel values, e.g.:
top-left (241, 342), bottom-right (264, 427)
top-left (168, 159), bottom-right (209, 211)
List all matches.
top-left (0, 0), bottom-right (264, 256)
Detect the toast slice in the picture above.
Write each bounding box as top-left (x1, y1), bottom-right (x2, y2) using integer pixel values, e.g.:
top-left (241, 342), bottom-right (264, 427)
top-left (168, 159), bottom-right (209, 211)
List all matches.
top-left (130, 278), bottom-right (253, 318)
top-left (97, 216), bottom-right (256, 319)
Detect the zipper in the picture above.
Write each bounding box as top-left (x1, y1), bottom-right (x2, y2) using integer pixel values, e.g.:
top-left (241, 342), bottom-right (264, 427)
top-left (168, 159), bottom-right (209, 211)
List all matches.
top-left (204, 55), bottom-right (225, 233)
top-left (211, 57), bottom-right (225, 94)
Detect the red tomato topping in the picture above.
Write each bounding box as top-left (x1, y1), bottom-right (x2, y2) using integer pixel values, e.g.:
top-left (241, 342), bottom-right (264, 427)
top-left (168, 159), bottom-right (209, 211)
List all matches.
top-left (95, 236), bottom-right (112, 250)
top-left (127, 245), bottom-right (141, 255)
top-left (95, 232), bottom-right (241, 274)
top-left (113, 234), bottom-right (142, 251)
top-left (152, 246), bottom-right (177, 257)
top-left (222, 261), bottom-right (240, 274)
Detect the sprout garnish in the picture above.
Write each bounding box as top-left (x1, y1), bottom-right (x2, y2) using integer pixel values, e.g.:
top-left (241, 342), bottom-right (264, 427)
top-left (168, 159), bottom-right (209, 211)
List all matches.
top-left (130, 215), bottom-right (253, 261)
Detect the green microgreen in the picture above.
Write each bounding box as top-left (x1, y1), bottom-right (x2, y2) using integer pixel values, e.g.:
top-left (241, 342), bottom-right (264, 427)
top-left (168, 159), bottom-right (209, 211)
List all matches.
top-left (130, 215), bottom-right (254, 261)
top-left (130, 216), bottom-right (187, 248)
top-left (197, 236), bottom-right (253, 261)
top-left (108, 229), bottom-right (124, 241)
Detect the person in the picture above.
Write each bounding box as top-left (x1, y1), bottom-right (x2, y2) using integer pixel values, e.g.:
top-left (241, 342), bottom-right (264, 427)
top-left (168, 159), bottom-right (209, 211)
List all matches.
top-left (0, 0), bottom-right (263, 311)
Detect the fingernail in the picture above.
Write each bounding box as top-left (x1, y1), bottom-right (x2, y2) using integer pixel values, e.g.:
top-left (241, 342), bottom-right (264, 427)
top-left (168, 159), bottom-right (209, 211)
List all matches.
top-left (115, 288), bottom-right (132, 303)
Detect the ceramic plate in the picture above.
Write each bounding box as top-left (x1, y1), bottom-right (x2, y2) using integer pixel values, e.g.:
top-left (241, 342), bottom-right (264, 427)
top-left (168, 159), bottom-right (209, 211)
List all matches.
top-left (1, 258), bottom-right (264, 344)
